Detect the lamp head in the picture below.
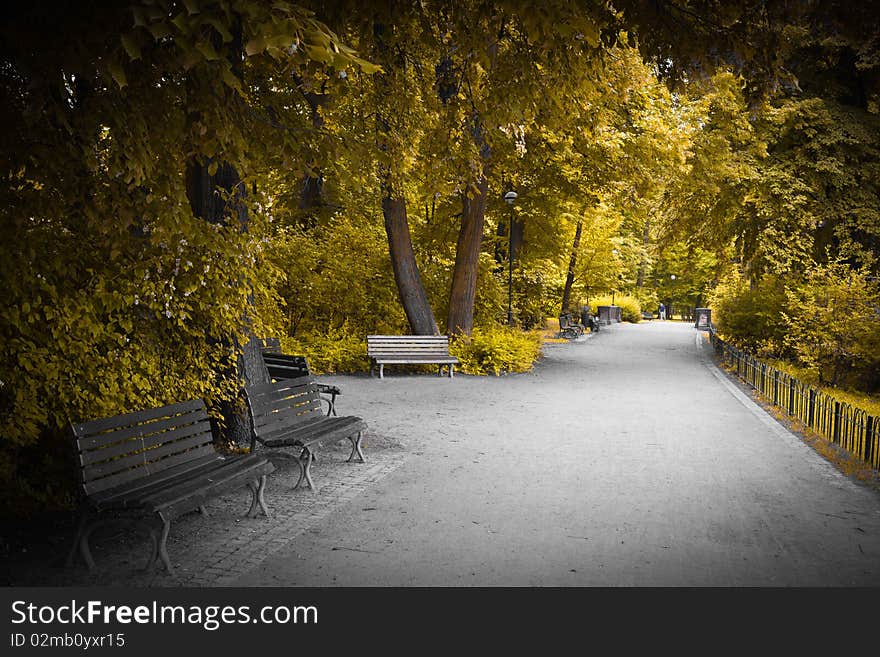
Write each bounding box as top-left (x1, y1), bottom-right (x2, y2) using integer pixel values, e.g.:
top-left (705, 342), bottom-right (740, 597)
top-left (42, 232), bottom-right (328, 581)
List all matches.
top-left (503, 191), bottom-right (517, 205)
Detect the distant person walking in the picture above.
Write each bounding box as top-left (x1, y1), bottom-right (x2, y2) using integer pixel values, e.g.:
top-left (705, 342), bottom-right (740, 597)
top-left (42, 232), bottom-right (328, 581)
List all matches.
top-left (659, 302), bottom-right (666, 320)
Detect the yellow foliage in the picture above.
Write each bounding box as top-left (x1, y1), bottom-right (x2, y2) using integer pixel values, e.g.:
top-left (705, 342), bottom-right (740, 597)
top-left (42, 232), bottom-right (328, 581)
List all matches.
top-left (450, 326), bottom-right (543, 375)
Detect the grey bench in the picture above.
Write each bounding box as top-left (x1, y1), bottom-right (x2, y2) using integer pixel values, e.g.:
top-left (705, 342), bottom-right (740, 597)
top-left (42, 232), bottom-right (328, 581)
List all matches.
top-left (245, 379), bottom-right (366, 491)
top-left (366, 334), bottom-right (459, 379)
top-left (67, 399), bottom-right (274, 573)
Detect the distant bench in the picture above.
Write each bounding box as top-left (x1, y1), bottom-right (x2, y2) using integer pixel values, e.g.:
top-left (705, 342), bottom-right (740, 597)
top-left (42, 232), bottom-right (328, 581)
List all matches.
top-left (68, 399), bottom-right (274, 573)
top-left (366, 335), bottom-right (459, 379)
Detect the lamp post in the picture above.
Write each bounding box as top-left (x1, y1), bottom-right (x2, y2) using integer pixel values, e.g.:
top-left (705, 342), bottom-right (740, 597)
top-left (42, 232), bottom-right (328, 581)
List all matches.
top-left (670, 274), bottom-right (676, 320)
top-left (503, 190), bottom-right (518, 326)
top-left (611, 249), bottom-right (619, 306)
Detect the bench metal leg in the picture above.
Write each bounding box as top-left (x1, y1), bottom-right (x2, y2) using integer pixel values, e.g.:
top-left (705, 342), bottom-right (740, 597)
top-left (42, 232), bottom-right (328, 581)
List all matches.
top-left (66, 509), bottom-right (90, 568)
top-left (378, 363), bottom-right (384, 379)
top-left (145, 513), bottom-right (173, 573)
top-left (347, 431), bottom-right (366, 463)
top-left (293, 447), bottom-right (316, 491)
top-left (246, 475), bottom-right (270, 518)
top-left (449, 364), bottom-right (454, 379)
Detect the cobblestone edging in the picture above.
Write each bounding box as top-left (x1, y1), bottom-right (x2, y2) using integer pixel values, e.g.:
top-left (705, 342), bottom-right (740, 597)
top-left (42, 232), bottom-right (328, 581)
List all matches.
top-left (188, 451), bottom-right (409, 587)
top-left (51, 444), bottom-right (409, 588)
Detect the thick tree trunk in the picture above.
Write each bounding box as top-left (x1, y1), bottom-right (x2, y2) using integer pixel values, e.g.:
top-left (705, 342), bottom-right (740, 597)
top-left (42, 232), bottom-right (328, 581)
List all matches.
top-left (382, 196), bottom-right (439, 335)
top-left (561, 218), bottom-right (583, 313)
top-left (371, 16), bottom-right (438, 335)
top-left (447, 175), bottom-right (489, 335)
top-left (297, 86), bottom-right (327, 225)
top-left (185, 157), bottom-right (268, 447)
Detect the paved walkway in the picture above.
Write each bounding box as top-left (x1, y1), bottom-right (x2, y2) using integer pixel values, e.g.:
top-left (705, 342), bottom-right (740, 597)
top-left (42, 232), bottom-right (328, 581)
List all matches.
top-left (233, 321), bottom-right (880, 586)
top-left (13, 321), bottom-right (879, 586)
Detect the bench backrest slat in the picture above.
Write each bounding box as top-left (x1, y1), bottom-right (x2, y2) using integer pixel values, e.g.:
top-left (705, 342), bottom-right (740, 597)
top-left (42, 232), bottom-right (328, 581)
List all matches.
top-left (72, 399), bottom-right (204, 439)
top-left (262, 352), bottom-right (310, 380)
top-left (72, 399), bottom-right (215, 496)
top-left (245, 379), bottom-right (324, 447)
top-left (367, 335), bottom-right (452, 357)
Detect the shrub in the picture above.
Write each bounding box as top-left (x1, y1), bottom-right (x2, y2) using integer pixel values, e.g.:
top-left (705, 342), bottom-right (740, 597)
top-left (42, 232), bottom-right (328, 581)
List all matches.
top-left (782, 263), bottom-right (880, 391)
top-left (589, 294), bottom-right (642, 323)
top-left (450, 326), bottom-right (543, 375)
top-left (280, 328), bottom-right (369, 374)
top-left (708, 269), bottom-right (788, 356)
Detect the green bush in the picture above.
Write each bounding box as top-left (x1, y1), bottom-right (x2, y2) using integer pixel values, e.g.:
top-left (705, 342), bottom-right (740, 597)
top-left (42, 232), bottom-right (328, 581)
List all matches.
top-left (280, 328), bottom-right (370, 374)
top-left (708, 270), bottom-right (788, 357)
top-left (589, 294), bottom-right (642, 323)
top-left (782, 263), bottom-right (880, 391)
top-left (450, 326), bottom-right (544, 375)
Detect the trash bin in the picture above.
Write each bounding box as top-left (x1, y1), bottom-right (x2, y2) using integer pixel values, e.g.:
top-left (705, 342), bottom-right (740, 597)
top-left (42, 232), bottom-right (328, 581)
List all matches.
top-left (597, 305), bottom-right (621, 324)
top-left (694, 308), bottom-right (711, 330)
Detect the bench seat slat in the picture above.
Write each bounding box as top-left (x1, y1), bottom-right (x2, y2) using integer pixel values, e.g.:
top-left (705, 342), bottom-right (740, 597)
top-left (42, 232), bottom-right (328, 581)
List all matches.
top-left (371, 357), bottom-right (459, 364)
top-left (261, 416), bottom-right (366, 448)
top-left (137, 454), bottom-right (274, 514)
top-left (89, 453), bottom-right (241, 509)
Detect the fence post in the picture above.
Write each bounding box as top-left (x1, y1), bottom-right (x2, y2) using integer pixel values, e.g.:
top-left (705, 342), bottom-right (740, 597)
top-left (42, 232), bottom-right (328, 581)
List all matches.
top-left (773, 369), bottom-right (779, 405)
top-left (866, 416), bottom-right (874, 466)
top-left (833, 401), bottom-right (841, 444)
top-left (788, 379), bottom-right (795, 416)
top-left (808, 389), bottom-right (815, 427)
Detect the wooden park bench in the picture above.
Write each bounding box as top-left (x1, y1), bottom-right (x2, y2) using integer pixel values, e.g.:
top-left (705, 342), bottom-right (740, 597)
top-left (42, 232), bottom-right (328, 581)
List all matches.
top-left (261, 350), bottom-right (341, 416)
top-left (67, 399), bottom-right (275, 573)
top-left (245, 379), bottom-right (366, 491)
top-left (366, 334), bottom-right (459, 379)
top-left (558, 313), bottom-right (587, 339)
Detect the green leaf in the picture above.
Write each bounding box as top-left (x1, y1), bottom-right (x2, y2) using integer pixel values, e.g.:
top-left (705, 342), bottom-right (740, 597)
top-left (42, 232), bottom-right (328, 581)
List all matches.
top-left (107, 60), bottom-right (127, 88)
top-left (121, 33), bottom-right (141, 60)
top-left (245, 37), bottom-right (266, 56)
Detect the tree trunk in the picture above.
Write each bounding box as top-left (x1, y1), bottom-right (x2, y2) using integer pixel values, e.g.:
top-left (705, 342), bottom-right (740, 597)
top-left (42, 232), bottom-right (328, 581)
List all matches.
top-left (561, 218), bottom-right (583, 313)
top-left (636, 218), bottom-right (650, 289)
top-left (447, 175), bottom-right (489, 335)
top-left (185, 158), bottom-right (268, 447)
top-left (382, 195), bottom-right (439, 335)
top-left (297, 85), bottom-right (327, 226)
top-left (370, 16), bottom-right (438, 336)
